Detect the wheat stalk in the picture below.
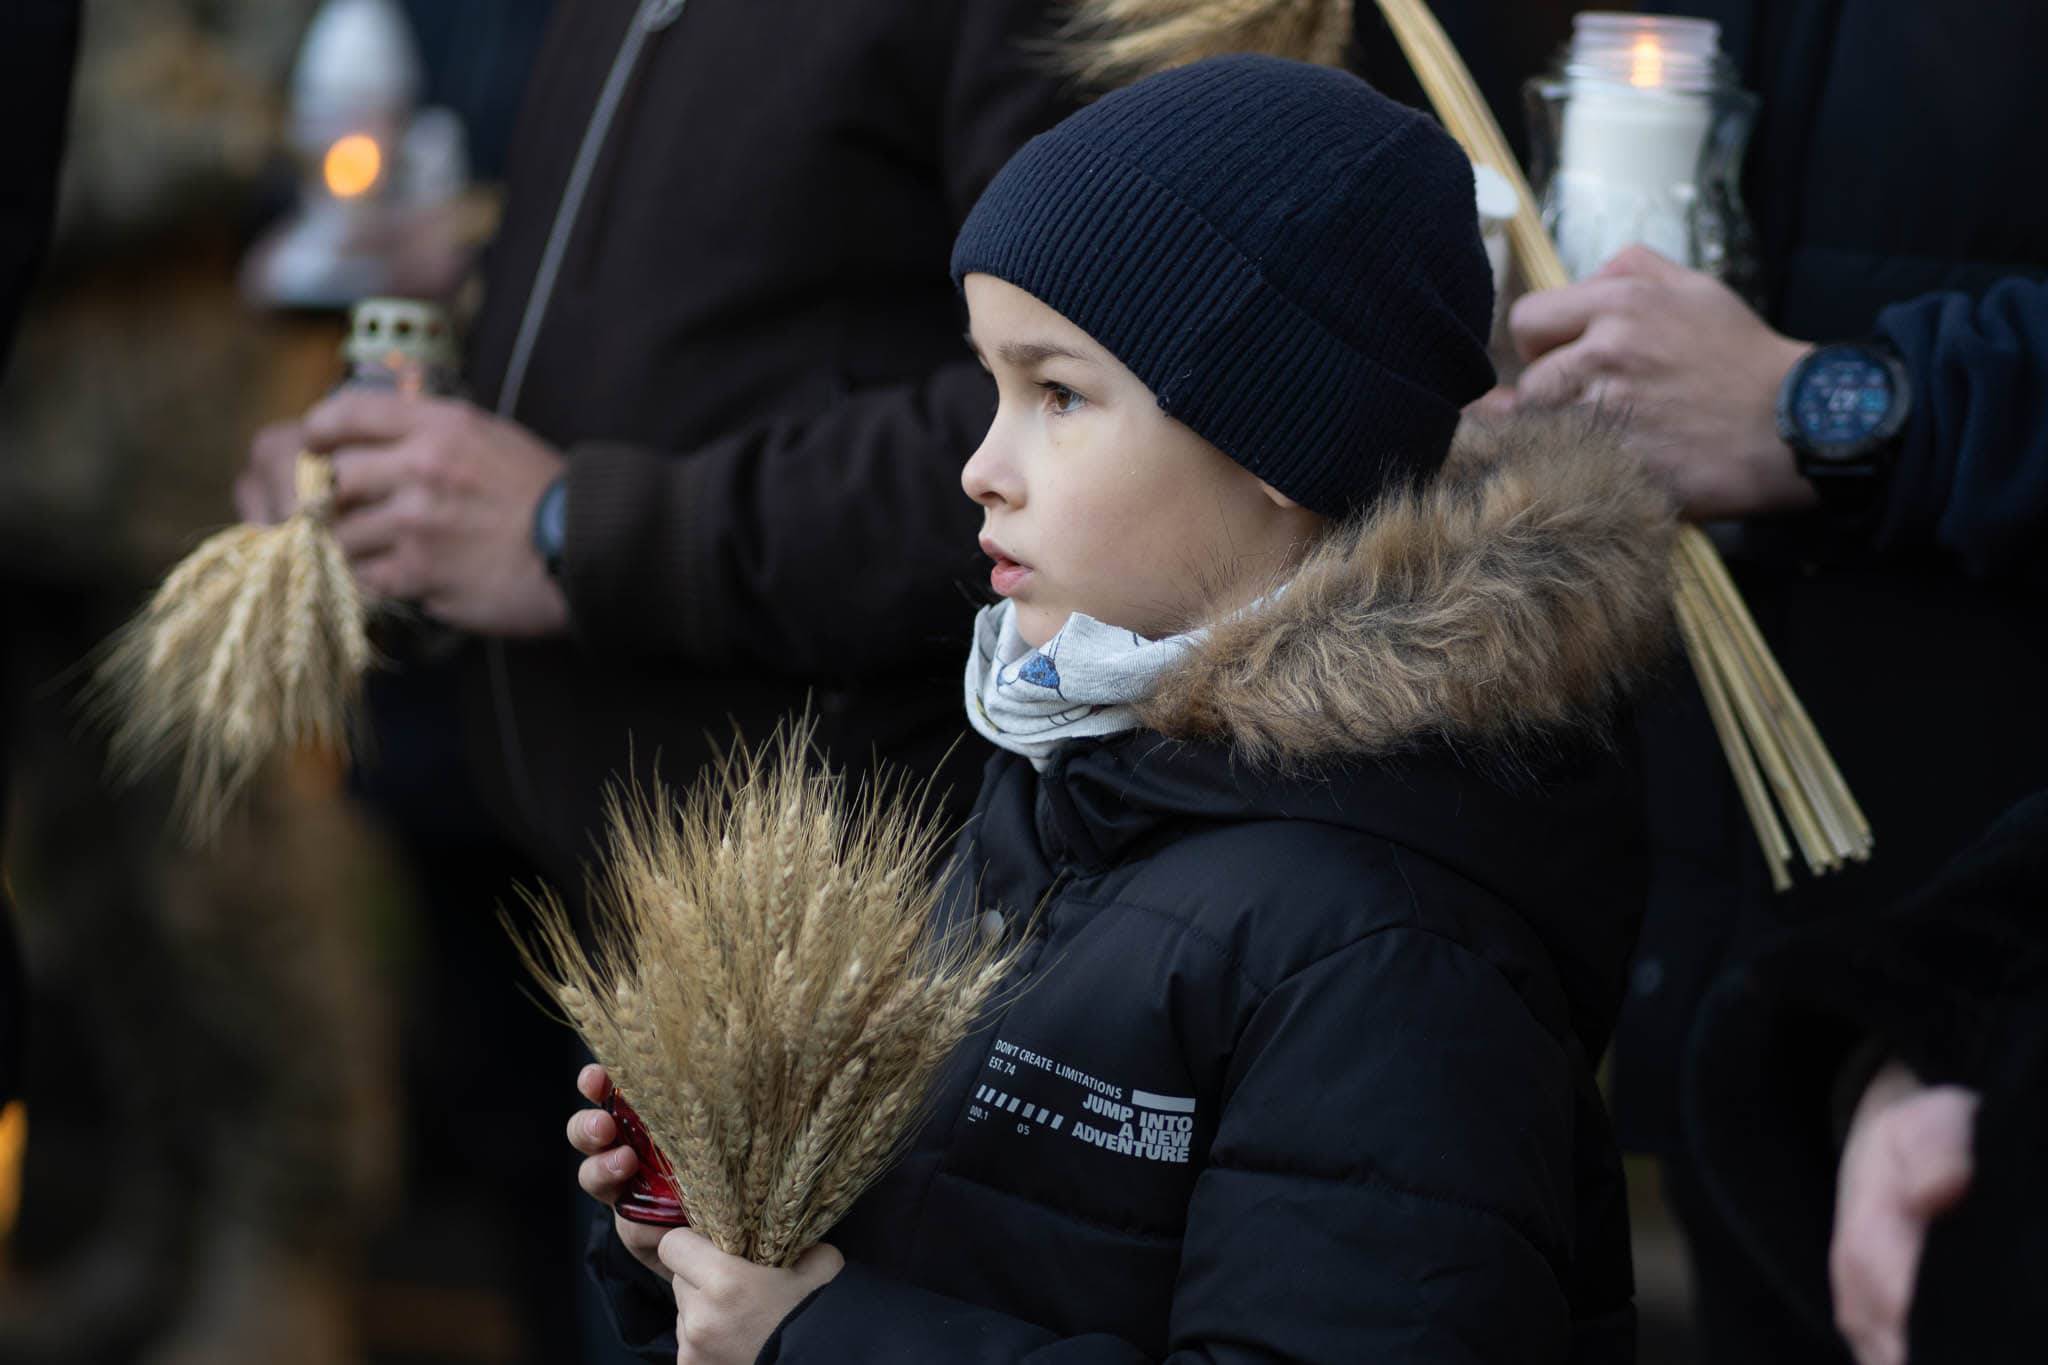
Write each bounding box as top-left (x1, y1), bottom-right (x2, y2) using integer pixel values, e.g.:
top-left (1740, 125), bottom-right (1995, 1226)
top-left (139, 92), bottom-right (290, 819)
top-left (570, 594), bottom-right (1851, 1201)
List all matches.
top-left (510, 722), bottom-right (1026, 1267)
top-left (88, 451), bottom-right (374, 843)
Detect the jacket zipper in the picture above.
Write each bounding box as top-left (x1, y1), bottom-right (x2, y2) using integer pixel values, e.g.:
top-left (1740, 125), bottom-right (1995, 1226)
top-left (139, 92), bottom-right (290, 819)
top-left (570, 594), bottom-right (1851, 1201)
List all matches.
top-left (486, 0), bottom-right (691, 835)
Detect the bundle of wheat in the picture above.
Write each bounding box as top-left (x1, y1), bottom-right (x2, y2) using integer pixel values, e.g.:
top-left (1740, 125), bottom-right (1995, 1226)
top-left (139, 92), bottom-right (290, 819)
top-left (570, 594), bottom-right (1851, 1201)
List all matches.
top-left (1051, 0), bottom-right (1873, 890)
top-left (512, 729), bottom-right (1024, 1268)
top-left (89, 452), bottom-right (370, 843)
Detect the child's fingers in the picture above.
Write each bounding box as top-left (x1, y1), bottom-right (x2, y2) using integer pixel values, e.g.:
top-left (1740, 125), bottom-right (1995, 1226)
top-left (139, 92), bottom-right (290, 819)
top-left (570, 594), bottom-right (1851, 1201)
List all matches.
top-left (567, 1106), bottom-right (619, 1154)
top-left (577, 1063), bottom-right (611, 1103)
top-left (614, 1212), bottom-right (668, 1279)
top-left (578, 1146), bottom-right (639, 1204)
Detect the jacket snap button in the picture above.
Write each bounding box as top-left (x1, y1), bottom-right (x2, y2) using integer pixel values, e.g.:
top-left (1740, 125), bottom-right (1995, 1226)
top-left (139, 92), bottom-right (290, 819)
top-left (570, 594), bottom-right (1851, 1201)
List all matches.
top-left (978, 910), bottom-right (1006, 944)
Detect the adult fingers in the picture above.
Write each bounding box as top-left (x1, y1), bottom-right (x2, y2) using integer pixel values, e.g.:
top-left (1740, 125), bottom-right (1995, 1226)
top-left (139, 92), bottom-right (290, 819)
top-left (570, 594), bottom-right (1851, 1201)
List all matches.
top-left (1893, 1087), bottom-right (1980, 1216)
top-left (233, 471), bottom-right (268, 525)
top-left (1507, 275), bottom-right (1635, 363)
top-left (329, 443), bottom-right (422, 512)
top-left (578, 1063), bottom-right (611, 1103)
top-left (1465, 384), bottom-right (1518, 423)
top-left (302, 386), bottom-right (433, 454)
top-left (329, 495), bottom-right (413, 562)
top-left (1594, 242), bottom-right (1686, 282)
top-left (246, 420), bottom-right (307, 524)
top-left (1514, 340), bottom-right (1595, 410)
top-left (352, 549), bottom-right (424, 604)
top-left (1831, 1208), bottom-right (1912, 1365)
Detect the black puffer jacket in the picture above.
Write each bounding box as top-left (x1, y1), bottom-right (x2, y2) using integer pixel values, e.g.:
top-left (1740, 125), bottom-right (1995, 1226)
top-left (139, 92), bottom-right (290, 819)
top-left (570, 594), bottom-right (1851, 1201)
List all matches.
top-left (594, 414), bottom-right (1675, 1362)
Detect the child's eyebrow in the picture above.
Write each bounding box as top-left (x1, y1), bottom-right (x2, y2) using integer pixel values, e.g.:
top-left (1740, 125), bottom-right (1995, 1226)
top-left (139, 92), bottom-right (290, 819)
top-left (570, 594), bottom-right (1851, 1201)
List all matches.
top-left (962, 332), bottom-right (1097, 369)
top-left (1003, 340), bottom-right (1094, 368)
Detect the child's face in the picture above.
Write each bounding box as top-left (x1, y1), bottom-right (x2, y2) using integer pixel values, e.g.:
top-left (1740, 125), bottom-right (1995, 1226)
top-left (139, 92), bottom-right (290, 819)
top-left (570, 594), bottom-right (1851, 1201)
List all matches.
top-left (962, 274), bottom-right (1322, 648)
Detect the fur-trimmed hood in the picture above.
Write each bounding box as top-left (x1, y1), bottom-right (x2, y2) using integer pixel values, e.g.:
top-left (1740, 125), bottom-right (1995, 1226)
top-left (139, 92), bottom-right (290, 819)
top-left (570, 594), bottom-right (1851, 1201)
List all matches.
top-left (1137, 408), bottom-right (1678, 763)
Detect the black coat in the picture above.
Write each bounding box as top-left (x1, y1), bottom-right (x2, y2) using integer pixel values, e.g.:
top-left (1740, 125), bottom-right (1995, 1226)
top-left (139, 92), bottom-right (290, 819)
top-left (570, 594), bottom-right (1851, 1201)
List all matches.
top-left (1685, 790), bottom-right (2048, 1363)
top-left (0, 0), bottom-right (79, 1109)
top-left (591, 413), bottom-right (1677, 1363)
top-left (451, 0), bottom-right (1074, 882)
top-left (1617, 0), bottom-right (2048, 1154)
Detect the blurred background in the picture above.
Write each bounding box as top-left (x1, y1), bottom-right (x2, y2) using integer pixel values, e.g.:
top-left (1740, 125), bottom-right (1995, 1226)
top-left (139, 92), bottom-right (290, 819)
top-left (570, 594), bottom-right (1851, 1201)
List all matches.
top-left (0, 2), bottom-right (1703, 1362)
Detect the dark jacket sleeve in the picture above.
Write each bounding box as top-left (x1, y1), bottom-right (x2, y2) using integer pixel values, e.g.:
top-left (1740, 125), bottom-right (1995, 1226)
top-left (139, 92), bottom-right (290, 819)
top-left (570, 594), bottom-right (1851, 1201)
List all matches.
top-left (557, 0), bottom-right (1069, 675)
top-left (1684, 790), bottom-right (2048, 1353)
top-left (753, 926), bottom-right (1585, 1363)
top-left (1871, 277), bottom-right (2048, 584)
top-left (586, 1214), bottom-right (680, 1363)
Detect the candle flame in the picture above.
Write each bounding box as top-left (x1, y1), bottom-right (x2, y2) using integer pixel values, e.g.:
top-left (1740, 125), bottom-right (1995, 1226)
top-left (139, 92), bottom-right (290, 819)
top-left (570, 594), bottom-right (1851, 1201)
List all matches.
top-left (324, 133), bottom-right (383, 199)
top-left (1629, 35), bottom-right (1665, 89)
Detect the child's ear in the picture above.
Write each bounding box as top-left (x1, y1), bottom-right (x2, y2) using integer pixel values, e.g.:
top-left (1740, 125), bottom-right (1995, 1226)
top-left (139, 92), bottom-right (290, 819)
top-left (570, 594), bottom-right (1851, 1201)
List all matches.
top-left (1256, 479), bottom-right (1303, 511)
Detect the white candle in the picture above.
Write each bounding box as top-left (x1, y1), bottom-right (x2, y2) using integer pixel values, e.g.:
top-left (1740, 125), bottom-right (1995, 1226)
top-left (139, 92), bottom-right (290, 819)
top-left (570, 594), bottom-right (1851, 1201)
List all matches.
top-left (1551, 18), bottom-right (1718, 279)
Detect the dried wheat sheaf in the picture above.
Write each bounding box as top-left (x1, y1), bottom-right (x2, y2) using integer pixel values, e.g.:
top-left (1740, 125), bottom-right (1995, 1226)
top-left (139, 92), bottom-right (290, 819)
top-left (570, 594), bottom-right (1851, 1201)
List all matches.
top-left (1053, 0), bottom-right (1354, 87)
top-left (512, 729), bottom-right (1024, 1267)
top-left (88, 453), bottom-right (370, 843)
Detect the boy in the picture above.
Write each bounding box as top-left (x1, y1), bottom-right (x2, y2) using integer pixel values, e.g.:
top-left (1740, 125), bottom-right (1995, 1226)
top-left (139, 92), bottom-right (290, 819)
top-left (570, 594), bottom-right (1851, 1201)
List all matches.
top-left (571, 55), bottom-right (1674, 1364)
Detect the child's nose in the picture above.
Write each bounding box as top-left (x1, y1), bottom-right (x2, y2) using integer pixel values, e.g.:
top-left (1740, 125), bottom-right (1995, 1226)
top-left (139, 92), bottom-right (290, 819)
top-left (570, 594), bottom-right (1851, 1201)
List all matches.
top-left (961, 428), bottom-right (1017, 509)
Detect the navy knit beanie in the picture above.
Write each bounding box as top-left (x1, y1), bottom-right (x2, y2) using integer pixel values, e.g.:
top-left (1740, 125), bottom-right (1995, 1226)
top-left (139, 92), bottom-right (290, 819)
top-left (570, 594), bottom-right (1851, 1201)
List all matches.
top-left (952, 54), bottom-right (1495, 518)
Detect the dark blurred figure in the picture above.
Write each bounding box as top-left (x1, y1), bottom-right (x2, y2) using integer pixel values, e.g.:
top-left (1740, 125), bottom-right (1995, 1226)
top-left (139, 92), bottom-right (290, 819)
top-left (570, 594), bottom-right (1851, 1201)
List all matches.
top-left (1688, 788), bottom-right (2048, 1365)
top-left (0, 0), bottom-right (81, 1113)
top-left (235, 2), bottom-right (1074, 1361)
top-left (1498, 5), bottom-right (2048, 1362)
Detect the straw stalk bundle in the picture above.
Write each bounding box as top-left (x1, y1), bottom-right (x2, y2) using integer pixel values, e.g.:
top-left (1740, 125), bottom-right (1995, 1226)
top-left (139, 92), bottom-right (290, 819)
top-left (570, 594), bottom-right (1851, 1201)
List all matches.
top-left (512, 729), bottom-right (1025, 1267)
top-left (1054, 0), bottom-right (1873, 890)
top-left (89, 452), bottom-right (371, 843)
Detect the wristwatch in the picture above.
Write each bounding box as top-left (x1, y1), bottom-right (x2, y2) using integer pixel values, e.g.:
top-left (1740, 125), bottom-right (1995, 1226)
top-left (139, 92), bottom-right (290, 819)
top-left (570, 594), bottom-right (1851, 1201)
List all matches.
top-left (1775, 341), bottom-right (1911, 512)
top-left (532, 475), bottom-right (569, 580)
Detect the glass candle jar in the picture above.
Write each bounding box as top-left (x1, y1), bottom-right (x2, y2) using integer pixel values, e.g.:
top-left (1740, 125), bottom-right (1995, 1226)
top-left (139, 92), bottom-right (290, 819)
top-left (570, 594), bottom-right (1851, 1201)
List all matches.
top-left (1524, 13), bottom-right (1759, 290)
top-left (341, 297), bottom-right (462, 396)
top-left (604, 1085), bottom-right (691, 1228)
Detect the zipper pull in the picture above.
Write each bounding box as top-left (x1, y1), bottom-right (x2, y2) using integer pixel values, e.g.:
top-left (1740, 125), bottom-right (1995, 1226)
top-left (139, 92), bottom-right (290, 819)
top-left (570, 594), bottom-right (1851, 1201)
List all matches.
top-left (640, 0), bottom-right (688, 31)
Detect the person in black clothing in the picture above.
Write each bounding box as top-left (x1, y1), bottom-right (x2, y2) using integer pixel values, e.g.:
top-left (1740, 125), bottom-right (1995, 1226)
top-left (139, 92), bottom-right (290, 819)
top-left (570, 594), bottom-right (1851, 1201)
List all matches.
top-left (234, 5), bottom-right (1072, 1358)
top-left (1491, 4), bottom-right (2048, 1359)
top-left (1685, 789), bottom-right (2048, 1365)
top-left (0, 0), bottom-right (81, 1115)
top-left (235, 0), bottom-right (1076, 879)
top-left (563, 56), bottom-right (1678, 1363)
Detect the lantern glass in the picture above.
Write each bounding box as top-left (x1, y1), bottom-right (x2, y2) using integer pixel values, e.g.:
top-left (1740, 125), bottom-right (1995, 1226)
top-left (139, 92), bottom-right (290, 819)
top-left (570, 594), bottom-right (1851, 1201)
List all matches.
top-left (1524, 13), bottom-right (1759, 292)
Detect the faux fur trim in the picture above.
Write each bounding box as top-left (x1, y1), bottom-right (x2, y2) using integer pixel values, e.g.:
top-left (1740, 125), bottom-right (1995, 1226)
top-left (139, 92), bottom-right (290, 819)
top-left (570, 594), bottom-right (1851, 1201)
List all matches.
top-left (1137, 409), bottom-right (1677, 762)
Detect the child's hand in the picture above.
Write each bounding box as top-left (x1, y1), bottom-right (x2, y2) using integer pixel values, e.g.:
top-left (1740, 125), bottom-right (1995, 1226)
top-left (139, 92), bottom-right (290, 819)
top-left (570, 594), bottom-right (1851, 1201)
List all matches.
top-left (659, 1226), bottom-right (843, 1364)
top-left (568, 1063), bottom-right (667, 1280)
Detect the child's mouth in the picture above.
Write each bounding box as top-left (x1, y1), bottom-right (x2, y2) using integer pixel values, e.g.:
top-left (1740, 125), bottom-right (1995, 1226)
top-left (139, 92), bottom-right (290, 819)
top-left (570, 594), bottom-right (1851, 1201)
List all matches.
top-left (989, 555), bottom-right (1032, 596)
top-left (980, 536), bottom-right (1032, 596)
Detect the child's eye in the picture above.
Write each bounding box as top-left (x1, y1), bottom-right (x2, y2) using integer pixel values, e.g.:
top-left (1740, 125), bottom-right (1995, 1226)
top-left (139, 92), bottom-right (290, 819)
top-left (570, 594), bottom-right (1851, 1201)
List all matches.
top-left (1040, 381), bottom-right (1086, 415)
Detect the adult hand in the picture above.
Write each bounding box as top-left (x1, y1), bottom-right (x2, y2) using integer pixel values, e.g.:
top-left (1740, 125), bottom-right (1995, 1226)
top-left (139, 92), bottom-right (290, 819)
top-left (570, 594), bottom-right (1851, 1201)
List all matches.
top-left (234, 418), bottom-right (310, 525)
top-left (1502, 245), bottom-right (1819, 521)
top-left (1830, 1060), bottom-right (1980, 1365)
top-left (660, 1226), bottom-right (843, 1365)
top-left (567, 1063), bottom-right (668, 1280)
top-left (304, 389), bottom-right (570, 636)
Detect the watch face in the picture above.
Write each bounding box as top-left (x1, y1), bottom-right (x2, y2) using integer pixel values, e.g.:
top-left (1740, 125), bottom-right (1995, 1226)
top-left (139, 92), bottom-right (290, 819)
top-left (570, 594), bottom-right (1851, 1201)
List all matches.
top-left (1792, 347), bottom-right (1896, 458)
top-left (541, 485), bottom-right (568, 548)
